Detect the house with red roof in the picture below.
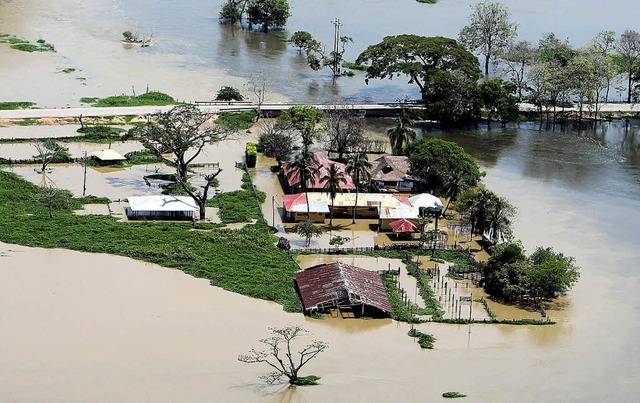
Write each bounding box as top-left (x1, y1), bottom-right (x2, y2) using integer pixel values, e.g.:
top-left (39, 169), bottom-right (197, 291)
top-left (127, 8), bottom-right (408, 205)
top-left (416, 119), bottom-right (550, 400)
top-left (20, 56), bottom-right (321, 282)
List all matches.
top-left (281, 153), bottom-right (356, 194)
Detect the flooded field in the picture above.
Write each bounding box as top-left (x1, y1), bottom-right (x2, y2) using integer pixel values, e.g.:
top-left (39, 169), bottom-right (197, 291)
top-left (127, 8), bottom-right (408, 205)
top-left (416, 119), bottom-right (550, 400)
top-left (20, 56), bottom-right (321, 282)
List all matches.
top-left (0, 242), bottom-right (605, 402)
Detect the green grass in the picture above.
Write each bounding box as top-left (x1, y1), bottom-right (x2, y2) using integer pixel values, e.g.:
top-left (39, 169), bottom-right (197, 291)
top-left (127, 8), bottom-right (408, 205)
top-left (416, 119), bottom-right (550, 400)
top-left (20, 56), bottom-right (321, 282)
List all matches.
top-left (62, 68), bottom-right (76, 73)
top-left (0, 170), bottom-right (303, 312)
top-left (407, 328), bottom-right (436, 349)
top-left (82, 92), bottom-right (176, 107)
top-left (208, 173), bottom-right (266, 223)
top-left (8, 39), bottom-right (54, 52)
top-left (215, 111), bottom-right (257, 130)
top-left (76, 125), bottom-right (126, 140)
top-left (341, 61), bottom-right (369, 71)
top-left (0, 102), bottom-right (35, 110)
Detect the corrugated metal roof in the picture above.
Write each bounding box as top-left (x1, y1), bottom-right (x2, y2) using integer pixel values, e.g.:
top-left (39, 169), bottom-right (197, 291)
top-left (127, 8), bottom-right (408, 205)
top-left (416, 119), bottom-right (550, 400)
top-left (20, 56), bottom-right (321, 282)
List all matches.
top-left (282, 153), bottom-right (356, 191)
top-left (389, 218), bottom-right (418, 233)
top-left (369, 155), bottom-right (411, 182)
top-left (91, 149), bottom-right (126, 161)
top-left (128, 196), bottom-right (198, 212)
top-left (294, 262), bottom-right (392, 313)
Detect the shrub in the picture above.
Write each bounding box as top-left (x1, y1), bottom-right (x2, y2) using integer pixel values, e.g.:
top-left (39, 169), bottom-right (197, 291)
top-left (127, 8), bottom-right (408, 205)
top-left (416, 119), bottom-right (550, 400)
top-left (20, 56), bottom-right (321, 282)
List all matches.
top-left (215, 111), bottom-right (257, 130)
top-left (245, 142), bottom-right (257, 167)
top-left (0, 101), bottom-right (35, 110)
top-left (442, 391), bottom-right (466, 398)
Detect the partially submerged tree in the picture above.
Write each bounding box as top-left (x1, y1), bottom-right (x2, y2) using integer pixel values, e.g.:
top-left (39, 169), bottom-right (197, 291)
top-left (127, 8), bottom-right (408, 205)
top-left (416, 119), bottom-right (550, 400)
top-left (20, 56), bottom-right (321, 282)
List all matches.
top-left (246, 0), bottom-right (290, 32)
top-left (323, 102), bottom-right (364, 161)
top-left (289, 31), bottom-right (314, 53)
top-left (33, 140), bottom-right (71, 172)
top-left (356, 35), bottom-right (481, 103)
top-left (215, 86), bottom-right (244, 102)
top-left (453, 187), bottom-right (516, 245)
top-left (478, 79), bottom-right (519, 126)
top-left (458, 2), bottom-right (518, 79)
top-left (497, 40), bottom-right (536, 101)
top-left (292, 220), bottom-right (322, 247)
top-left (133, 105), bottom-right (229, 219)
top-left (285, 149), bottom-right (320, 215)
top-left (305, 35), bottom-right (353, 77)
top-left (616, 30), bottom-right (640, 103)
top-left (238, 326), bottom-right (328, 385)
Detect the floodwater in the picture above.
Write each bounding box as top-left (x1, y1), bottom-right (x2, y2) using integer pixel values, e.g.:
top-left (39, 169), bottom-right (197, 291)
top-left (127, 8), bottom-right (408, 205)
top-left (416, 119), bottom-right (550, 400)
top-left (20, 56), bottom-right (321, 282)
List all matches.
top-left (3, 0), bottom-right (640, 106)
top-left (0, 140), bottom-right (144, 160)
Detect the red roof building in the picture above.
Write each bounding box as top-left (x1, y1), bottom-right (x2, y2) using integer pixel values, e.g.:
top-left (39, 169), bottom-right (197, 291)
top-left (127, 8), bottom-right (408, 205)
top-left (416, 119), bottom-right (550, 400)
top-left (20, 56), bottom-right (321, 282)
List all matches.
top-left (282, 153), bottom-right (355, 193)
top-left (294, 262), bottom-right (392, 315)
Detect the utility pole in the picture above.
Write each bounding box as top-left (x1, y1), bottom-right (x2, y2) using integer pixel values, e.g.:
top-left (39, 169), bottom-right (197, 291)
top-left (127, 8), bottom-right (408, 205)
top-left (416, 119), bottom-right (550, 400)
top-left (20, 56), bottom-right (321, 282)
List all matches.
top-left (331, 17), bottom-right (342, 76)
top-left (82, 151), bottom-right (88, 196)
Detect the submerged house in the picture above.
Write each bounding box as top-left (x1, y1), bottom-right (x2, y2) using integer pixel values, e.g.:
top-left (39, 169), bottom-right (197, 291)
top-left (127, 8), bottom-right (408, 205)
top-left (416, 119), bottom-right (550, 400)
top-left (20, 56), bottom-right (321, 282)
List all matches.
top-left (91, 149), bottom-right (127, 165)
top-left (281, 153), bottom-right (356, 193)
top-left (294, 262), bottom-right (392, 316)
top-left (125, 195), bottom-right (198, 220)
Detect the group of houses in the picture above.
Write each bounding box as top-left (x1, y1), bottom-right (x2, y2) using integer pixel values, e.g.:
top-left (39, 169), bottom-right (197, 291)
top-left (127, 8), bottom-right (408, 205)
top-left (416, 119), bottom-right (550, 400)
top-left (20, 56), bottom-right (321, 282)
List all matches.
top-left (281, 152), bottom-right (444, 235)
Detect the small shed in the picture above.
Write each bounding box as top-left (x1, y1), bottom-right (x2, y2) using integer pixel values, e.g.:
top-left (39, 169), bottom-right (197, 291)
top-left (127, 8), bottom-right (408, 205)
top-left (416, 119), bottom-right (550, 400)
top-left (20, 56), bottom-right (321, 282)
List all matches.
top-left (126, 195), bottom-right (198, 220)
top-left (294, 262), bottom-right (392, 316)
top-left (409, 193), bottom-right (444, 213)
top-left (91, 149), bottom-right (127, 165)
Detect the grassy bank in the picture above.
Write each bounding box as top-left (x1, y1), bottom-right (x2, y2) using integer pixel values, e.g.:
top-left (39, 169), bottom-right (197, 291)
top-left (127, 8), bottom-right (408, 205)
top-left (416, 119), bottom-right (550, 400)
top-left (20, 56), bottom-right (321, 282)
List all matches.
top-left (0, 101), bottom-right (35, 110)
top-left (0, 170), bottom-right (302, 312)
top-left (81, 91), bottom-right (176, 107)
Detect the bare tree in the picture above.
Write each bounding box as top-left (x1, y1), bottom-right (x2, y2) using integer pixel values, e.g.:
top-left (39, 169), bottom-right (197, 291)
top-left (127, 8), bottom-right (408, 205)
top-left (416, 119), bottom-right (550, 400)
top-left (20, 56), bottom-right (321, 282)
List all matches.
top-left (33, 140), bottom-right (69, 172)
top-left (323, 102), bottom-right (364, 161)
top-left (246, 71), bottom-right (271, 121)
top-left (616, 30), bottom-right (640, 103)
top-left (134, 105), bottom-right (230, 219)
top-left (498, 40), bottom-right (535, 101)
top-left (35, 185), bottom-right (71, 219)
top-left (238, 326), bottom-right (328, 385)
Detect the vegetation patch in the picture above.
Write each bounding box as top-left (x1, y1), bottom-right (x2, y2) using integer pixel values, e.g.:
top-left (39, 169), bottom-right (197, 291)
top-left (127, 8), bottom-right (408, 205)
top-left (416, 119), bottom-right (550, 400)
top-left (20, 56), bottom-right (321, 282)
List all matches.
top-left (0, 170), bottom-right (302, 312)
top-left (77, 125), bottom-right (126, 141)
top-left (215, 111), bottom-right (257, 130)
top-left (442, 391), bottom-right (466, 398)
top-left (407, 328), bottom-right (436, 349)
top-left (208, 173), bottom-right (266, 223)
top-left (61, 68), bottom-right (76, 73)
top-left (82, 92), bottom-right (176, 107)
top-left (291, 375), bottom-right (321, 386)
top-left (0, 101), bottom-right (35, 110)
top-left (341, 61), bottom-right (368, 71)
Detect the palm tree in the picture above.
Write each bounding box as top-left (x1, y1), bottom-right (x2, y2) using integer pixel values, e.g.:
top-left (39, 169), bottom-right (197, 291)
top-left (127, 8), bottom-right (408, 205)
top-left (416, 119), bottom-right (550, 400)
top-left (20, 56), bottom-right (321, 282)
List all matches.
top-left (486, 196), bottom-right (516, 244)
top-left (285, 150), bottom-right (320, 219)
top-left (345, 152), bottom-right (372, 224)
top-left (321, 163), bottom-right (347, 226)
top-left (441, 169), bottom-right (471, 215)
top-left (386, 112), bottom-right (416, 155)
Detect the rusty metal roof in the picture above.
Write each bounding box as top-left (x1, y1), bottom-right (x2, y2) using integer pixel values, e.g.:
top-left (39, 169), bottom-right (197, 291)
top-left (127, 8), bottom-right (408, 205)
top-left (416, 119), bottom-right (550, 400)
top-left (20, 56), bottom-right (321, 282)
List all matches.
top-left (294, 262), bottom-right (392, 313)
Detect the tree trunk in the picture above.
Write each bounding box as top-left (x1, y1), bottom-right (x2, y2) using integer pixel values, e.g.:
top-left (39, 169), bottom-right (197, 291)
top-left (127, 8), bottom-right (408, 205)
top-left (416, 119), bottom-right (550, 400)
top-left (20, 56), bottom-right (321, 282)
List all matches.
top-left (628, 73), bottom-right (633, 103)
top-left (484, 55), bottom-right (490, 80)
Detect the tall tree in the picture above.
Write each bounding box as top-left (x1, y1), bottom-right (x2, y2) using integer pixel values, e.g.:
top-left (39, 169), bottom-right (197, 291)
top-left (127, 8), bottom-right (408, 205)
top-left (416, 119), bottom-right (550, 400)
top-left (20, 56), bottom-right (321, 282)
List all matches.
top-left (215, 86), bottom-right (244, 102)
top-left (321, 163), bottom-right (347, 226)
top-left (278, 105), bottom-right (323, 150)
top-left (616, 30), bottom-right (640, 103)
top-left (386, 112), bottom-right (416, 155)
top-left (305, 35), bottom-right (353, 77)
top-left (285, 149), bottom-right (320, 217)
top-left (134, 105), bottom-right (228, 219)
top-left (356, 35), bottom-right (481, 103)
top-left (345, 152), bottom-right (372, 224)
top-left (591, 30), bottom-right (617, 103)
top-left (459, 2), bottom-right (518, 79)
top-left (324, 103), bottom-right (364, 161)
top-left (406, 137), bottom-right (482, 194)
top-left (246, 0), bottom-right (290, 32)
top-left (291, 220), bottom-right (323, 247)
top-left (479, 79), bottom-right (519, 127)
top-left (33, 140), bottom-right (71, 172)
top-left (454, 187), bottom-right (515, 245)
top-left (289, 31), bottom-right (314, 53)
top-left (526, 247), bottom-right (580, 304)
top-left (257, 120), bottom-right (293, 164)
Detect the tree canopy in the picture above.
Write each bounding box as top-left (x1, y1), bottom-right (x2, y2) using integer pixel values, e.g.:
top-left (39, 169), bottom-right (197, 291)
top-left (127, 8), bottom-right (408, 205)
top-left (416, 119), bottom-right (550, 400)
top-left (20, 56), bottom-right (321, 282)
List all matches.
top-left (356, 35), bottom-right (481, 102)
top-left (246, 0), bottom-right (290, 32)
top-left (459, 1), bottom-right (517, 79)
top-left (406, 137), bottom-right (482, 193)
top-left (278, 105), bottom-right (323, 149)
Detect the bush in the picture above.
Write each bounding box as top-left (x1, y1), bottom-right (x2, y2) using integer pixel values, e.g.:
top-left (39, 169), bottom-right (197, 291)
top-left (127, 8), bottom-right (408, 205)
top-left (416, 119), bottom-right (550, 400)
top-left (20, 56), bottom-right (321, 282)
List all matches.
top-left (215, 86), bottom-right (244, 101)
top-left (215, 111), bottom-right (257, 130)
top-left (77, 125), bottom-right (125, 140)
top-left (442, 391), bottom-right (466, 398)
top-left (245, 142), bottom-right (257, 168)
top-left (89, 91), bottom-right (175, 107)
